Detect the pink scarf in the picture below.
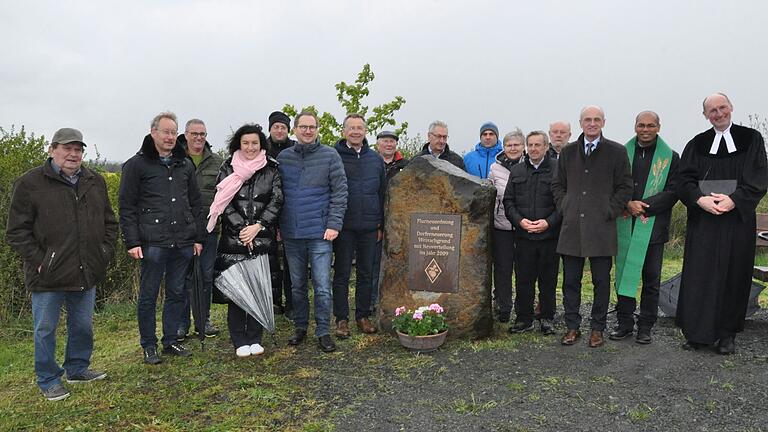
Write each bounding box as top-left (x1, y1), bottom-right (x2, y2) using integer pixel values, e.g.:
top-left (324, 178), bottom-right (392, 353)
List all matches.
top-left (206, 149), bottom-right (267, 232)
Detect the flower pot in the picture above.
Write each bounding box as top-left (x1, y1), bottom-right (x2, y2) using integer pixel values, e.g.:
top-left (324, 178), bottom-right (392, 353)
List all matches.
top-left (396, 330), bottom-right (447, 353)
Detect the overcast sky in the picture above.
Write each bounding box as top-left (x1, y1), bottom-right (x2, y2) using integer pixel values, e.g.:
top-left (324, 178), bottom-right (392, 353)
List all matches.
top-left (3, 0), bottom-right (767, 162)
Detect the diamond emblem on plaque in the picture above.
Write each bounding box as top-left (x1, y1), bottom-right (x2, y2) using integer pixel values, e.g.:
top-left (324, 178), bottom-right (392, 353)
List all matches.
top-left (424, 258), bottom-right (442, 283)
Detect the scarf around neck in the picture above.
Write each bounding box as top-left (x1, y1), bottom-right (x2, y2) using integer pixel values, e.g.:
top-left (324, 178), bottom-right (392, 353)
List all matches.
top-left (206, 149), bottom-right (267, 232)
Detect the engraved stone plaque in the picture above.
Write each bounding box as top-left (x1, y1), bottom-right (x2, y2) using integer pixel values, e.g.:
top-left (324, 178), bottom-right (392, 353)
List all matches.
top-left (408, 213), bottom-right (461, 293)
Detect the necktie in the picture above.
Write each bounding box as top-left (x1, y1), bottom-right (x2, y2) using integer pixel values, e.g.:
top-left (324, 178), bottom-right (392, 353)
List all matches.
top-left (586, 143), bottom-right (594, 156)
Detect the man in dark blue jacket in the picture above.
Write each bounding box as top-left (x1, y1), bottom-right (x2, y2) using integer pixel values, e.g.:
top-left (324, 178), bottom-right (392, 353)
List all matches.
top-left (119, 112), bottom-right (204, 364)
top-left (278, 111), bottom-right (348, 353)
top-left (332, 114), bottom-right (386, 338)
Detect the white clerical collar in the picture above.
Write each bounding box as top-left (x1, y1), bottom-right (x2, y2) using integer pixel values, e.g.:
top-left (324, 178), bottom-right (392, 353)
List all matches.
top-left (710, 123), bottom-right (736, 154)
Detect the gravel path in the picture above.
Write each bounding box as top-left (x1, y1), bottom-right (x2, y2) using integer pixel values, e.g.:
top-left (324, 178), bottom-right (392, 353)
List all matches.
top-left (299, 306), bottom-right (768, 432)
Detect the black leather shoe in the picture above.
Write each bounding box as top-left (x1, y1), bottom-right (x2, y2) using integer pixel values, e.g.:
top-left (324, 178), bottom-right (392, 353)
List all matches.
top-left (143, 346), bottom-right (162, 365)
top-left (682, 340), bottom-right (706, 351)
top-left (288, 329), bottom-right (307, 346)
top-left (540, 319), bottom-right (555, 336)
top-left (318, 335), bottom-right (336, 353)
top-left (163, 343), bottom-right (191, 357)
top-left (635, 328), bottom-right (652, 345)
top-left (509, 321), bottom-right (534, 334)
top-left (608, 327), bottom-right (633, 341)
top-left (717, 336), bottom-right (736, 355)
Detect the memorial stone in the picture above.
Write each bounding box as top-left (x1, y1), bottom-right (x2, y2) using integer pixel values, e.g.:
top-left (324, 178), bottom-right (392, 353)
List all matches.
top-left (378, 156), bottom-right (496, 339)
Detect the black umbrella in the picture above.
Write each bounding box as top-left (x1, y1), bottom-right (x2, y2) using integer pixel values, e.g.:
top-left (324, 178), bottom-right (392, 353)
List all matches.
top-left (188, 255), bottom-right (207, 349)
top-left (658, 272), bottom-right (764, 318)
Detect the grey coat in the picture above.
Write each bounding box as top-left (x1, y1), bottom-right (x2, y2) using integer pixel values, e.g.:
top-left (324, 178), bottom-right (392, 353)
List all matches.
top-left (551, 134), bottom-right (633, 257)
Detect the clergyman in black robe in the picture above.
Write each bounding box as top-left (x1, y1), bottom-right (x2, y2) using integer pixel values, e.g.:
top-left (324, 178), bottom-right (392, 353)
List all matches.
top-left (676, 93), bottom-right (768, 354)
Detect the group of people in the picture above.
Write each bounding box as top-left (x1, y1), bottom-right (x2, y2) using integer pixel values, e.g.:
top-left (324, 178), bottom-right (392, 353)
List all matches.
top-left (7, 92), bottom-right (766, 403)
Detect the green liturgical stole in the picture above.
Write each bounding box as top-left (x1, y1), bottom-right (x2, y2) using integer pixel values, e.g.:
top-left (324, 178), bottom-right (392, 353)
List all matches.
top-left (615, 137), bottom-right (673, 297)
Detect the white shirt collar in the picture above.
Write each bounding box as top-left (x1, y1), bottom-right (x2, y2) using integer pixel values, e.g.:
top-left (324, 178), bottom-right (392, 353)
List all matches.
top-left (710, 123), bottom-right (736, 154)
top-left (584, 137), bottom-right (600, 153)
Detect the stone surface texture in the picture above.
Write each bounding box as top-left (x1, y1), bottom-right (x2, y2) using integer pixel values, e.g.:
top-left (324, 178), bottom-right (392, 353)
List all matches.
top-left (378, 156), bottom-right (496, 339)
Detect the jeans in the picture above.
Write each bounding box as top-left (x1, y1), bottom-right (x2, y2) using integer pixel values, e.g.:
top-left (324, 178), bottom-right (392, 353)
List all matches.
top-left (32, 287), bottom-right (95, 390)
top-left (332, 229), bottom-right (377, 322)
top-left (181, 232), bottom-right (218, 332)
top-left (562, 255), bottom-right (612, 331)
top-left (138, 246), bottom-right (194, 348)
top-left (616, 242), bottom-right (664, 331)
top-left (283, 238), bottom-right (333, 337)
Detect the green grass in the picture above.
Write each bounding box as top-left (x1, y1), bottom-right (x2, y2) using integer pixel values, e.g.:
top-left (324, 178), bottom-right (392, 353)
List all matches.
top-left (0, 303), bottom-right (331, 431)
top-left (2, 249), bottom-right (767, 430)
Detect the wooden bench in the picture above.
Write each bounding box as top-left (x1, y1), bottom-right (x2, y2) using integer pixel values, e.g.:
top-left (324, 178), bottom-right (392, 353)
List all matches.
top-left (752, 213), bottom-right (768, 281)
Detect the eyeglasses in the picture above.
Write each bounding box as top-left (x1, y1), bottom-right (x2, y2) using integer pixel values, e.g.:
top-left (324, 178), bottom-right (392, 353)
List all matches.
top-left (154, 128), bottom-right (178, 136)
top-left (636, 123), bottom-right (659, 129)
top-left (429, 132), bottom-right (448, 140)
top-left (187, 132), bottom-right (207, 138)
top-left (296, 125), bottom-right (318, 132)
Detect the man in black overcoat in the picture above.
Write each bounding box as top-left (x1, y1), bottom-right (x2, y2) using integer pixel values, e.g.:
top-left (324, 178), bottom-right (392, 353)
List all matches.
top-left (551, 106), bottom-right (633, 348)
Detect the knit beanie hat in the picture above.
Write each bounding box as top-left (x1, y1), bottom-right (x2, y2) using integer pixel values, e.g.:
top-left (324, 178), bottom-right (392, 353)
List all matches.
top-left (269, 111), bottom-right (291, 130)
top-left (479, 121), bottom-right (499, 138)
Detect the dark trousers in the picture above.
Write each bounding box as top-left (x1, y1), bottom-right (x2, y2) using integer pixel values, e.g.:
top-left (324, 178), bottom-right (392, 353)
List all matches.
top-left (273, 241), bottom-right (293, 313)
top-left (181, 231), bottom-right (218, 332)
top-left (138, 246), bottom-right (193, 348)
top-left (332, 229), bottom-right (377, 322)
top-left (514, 238), bottom-right (558, 323)
top-left (227, 302), bottom-right (263, 348)
top-left (371, 239), bottom-right (383, 309)
top-left (492, 228), bottom-right (515, 314)
top-left (562, 255), bottom-right (612, 331)
top-left (616, 242), bottom-right (664, 331)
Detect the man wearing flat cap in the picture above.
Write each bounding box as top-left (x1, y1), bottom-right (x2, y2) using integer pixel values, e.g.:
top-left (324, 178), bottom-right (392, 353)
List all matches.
top-left (376, 130), bottom-right (409, 182)
top-left (370, 129), bottom-right (408, 309)
top-left (7, 128), bottom-right (118, 401)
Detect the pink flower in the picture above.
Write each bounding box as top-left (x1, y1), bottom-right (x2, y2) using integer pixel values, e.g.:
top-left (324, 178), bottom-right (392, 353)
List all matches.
top-left (428, 303), bottom-right (444, 314)
top-left (413, 311), bottom-right (424, 320)
top-left (395, 306), bottom-right (406, 316)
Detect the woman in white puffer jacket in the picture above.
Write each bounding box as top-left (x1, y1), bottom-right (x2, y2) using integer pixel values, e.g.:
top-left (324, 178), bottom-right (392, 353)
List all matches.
top-left (487, 128), bottom-right (525, 323)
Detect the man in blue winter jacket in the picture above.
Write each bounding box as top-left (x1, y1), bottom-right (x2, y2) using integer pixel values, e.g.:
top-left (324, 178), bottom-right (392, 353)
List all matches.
top-left (464, 121), bottom-right (503, 179)
top-left (278, 111), bottom-right (348, 353)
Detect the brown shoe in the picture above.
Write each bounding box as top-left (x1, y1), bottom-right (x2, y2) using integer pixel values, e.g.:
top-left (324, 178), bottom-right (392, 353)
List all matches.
top-left (334, 320), bottom-right (350, 339)
top-left (356, 317), bottom-right (377, 334)
top-left (589, 330), bottom-right (604, 348)
top-left (561, 329), bottom-right (581, 346)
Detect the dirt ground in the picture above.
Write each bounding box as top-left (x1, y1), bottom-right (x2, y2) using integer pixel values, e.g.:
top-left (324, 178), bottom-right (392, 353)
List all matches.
top-left (295, 305), bottom-right (768, 432)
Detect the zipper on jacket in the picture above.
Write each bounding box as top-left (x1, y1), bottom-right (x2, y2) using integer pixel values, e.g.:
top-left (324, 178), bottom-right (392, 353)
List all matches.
top-left (48, 251), bottom-right (56, 269)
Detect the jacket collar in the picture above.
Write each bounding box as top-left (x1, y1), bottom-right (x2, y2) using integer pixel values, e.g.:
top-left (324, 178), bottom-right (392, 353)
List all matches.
top-left (335, 138), bottom-right (370, 155)
top-left (138, 134), bottom-right (188, 162)
top-left (473, 140), bottom-right (503, 155)
top-left (293, 140), bottom-right (321, 154)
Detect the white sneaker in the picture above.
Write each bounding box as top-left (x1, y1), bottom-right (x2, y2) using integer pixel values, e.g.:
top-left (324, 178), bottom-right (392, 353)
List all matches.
top-left (236, 345), bottom-right (251, 357)
top-left (250, 343), bottom-right (265, 356)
